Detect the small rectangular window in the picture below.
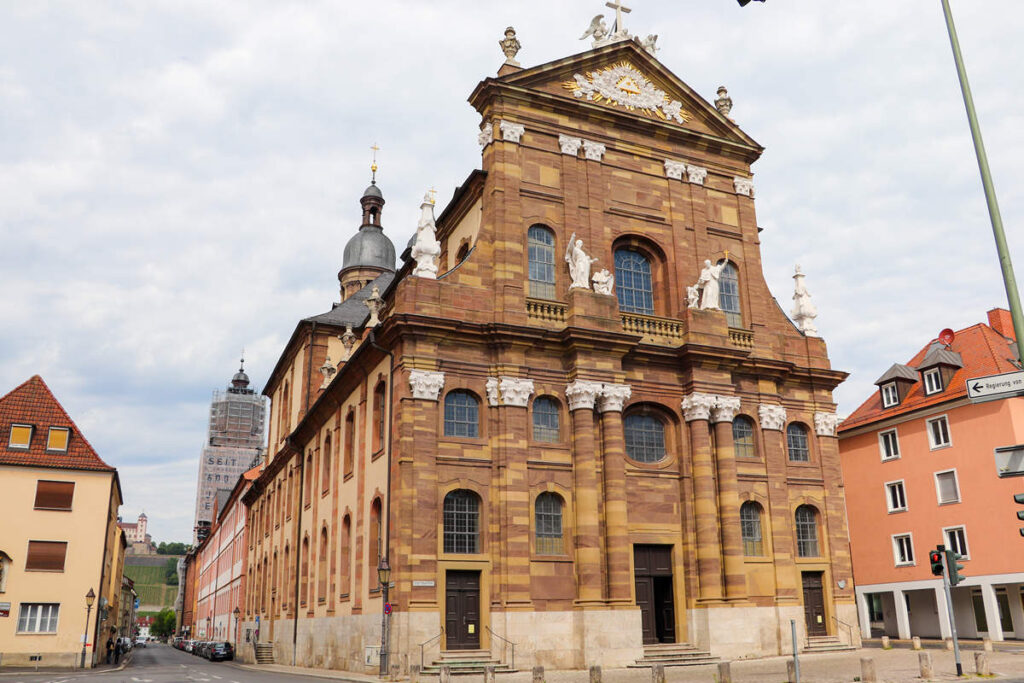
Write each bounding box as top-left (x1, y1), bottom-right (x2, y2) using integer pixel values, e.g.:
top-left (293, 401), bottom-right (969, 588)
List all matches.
top-left (880, 383), bottom-right (899, 408)
top-left (885, 480), bottom-right (907, 512)
top-left (879, 429), bottom-right (900, 460)
top-left (17, 603), bottom-right (60, 633)
top-left (25, 541), bottom-right (68, 572)
top-left (923, 368), bottom-right (943, 395)
top-left (935, 470), bottom-right (960, 505)
top-left (45, 427), bottom-right (70, 452)
top-left (9, 424), bottom-right (33, 449)
top-left (927, 415), bottom-right (951, 449)
top-left (34, 481), bottom-right (75, 510)
top-left (892, 534), bottom-right (914, 566)
top-left (945, 526), bottom-right (969, 558)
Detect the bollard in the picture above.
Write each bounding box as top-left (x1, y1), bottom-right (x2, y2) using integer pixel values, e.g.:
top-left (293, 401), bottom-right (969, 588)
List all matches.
top-left (945, 638), bottom-right (954, 651)
top-left (912, 636), bottom-right (922, 650)
top-left (651, 664), bottom-right (665, 683)
top-left (860, 657), bottom-right (877, 683)
top-left (532, 665), bottom-right (544, 683)
top-left (484, 666), bottom-right (496, 683)
top-left (410, 664), bottom-right (421, 683)
top-left (440, 665), bottom-right (451, 683)
top-left (786, 660), bottom-right (797, 683)
top-left (919, 651), bottom-right (933, 679)
top-left (880, 635), bottom-right (890, 649)
top-left (975, 652), bottom-right (991, 676)
top-left (983, 637), bottom-right (993, 652)
top-left (717, 661), bottom-right (733, 683)
top-left (589, 665), bottom-right (602, 683)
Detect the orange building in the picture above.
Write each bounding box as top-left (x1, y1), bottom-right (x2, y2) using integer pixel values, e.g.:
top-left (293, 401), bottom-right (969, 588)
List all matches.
top-left (838, 309), bottom-right (1024, 641)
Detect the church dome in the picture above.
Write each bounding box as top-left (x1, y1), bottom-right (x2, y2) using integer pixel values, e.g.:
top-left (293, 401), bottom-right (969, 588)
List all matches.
top-left (341, 181), bottom-right (396, 273)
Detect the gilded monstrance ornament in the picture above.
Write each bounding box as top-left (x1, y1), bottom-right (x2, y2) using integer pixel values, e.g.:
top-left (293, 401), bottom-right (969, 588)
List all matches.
top-left (563, 62), bottom-right (690, 123)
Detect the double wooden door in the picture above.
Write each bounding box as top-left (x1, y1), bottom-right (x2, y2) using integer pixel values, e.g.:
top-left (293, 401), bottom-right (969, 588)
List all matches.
top-left (634, 545), bottom-right (676, 644)
top-left (802, 572), bottom-right (827, 636)
top-left (445, 570), bottom-right (480, 650)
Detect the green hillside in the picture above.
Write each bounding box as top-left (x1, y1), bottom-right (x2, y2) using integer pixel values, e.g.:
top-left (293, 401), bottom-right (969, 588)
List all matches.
top-left (124, 556), bottom-right (182, 610)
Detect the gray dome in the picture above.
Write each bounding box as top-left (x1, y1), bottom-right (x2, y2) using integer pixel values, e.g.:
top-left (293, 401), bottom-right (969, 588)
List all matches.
top-left (342, 224), bottom-right (396, 272)
top-left (362, 183), bottom-right (383, 199)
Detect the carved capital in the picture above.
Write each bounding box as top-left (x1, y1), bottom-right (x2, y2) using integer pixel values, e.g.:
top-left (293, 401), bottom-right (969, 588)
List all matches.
top-left (686, 165), bottom-right (708, 185)
top-left (582, 140), bottom-right (606, 161)
top-left (664, 160), bottom-right (685, 180)
top-left (597, 383), bottom-right (632, 413)
top-left (710, 395), bottom-right (742, 423)
top-left (477, 121), bottom-right (494, 149)
top-left (408, 370), bottom-right (445, 401)
top-left (565, 380), bottom-right (603, 411)
top-left (733, 176), bottom-right (754, 197)
top-left (498, 377), bottom-right (535, 407)
top-left (558, 134), bottom-right (583, 156)
top-left (814, 412), bottom-right (840, 437)
top-left (499, 120), bottom-right (525, 143)
top-left (485, 377), bottom-right (499, 407)
top-left (758, 404), bottom-right (787, 431)
top-left (681, 392), bottom-right (717, 422)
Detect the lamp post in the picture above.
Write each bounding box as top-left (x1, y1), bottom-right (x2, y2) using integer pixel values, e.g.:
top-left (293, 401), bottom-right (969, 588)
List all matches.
top-left (206, 616), bottom-right (211, 642)
top-left (377, 557), bottom-right (391, 677)
top-left (233, 607), bottom-right (240, 649)
top-left (80, 588), bottom-right (95, 669)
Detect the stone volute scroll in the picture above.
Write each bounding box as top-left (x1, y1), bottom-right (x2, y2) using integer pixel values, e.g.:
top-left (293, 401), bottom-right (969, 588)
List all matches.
top-left (411, 193), bottom-right (442, 279)
top-left (319, 356), bottom-right (337, 389)
top-left (814, 412), bottom-right (840, 437)
top-left (758, 404), bottom-right (787, 431)
top-left (339, 326), bottom-right (356, 361)
top-left (591, 268), bottom-right (614, 295)
top-left (565, 380), bottom-right (604, 411)
top-left (791, 264), bottom-right (820, 337)
top-left (364, 286), bottom-right (383, 326)
top-left (499, 120), bottom-right (525, 143)
top-left (409, 370), bottom-right (445, 401)
top-left (498, 378), bottom-right (535, 407)
top-left (582, 140), bottom-right (606, 162)
top-left (710, 395), bottom-right (741, 424)
top-left (686, 165), bottom-right (707, 185)
top-left (559, 134), bottom-right (583, 156)
top-left (681, 392), bottom-right (717, 422)
top-left (565, 232), bottom-right (599, 290)
top-left (597, 383), bottom-right (632, 413)
top-left (485, 378), bottom-right (500, 406)
top-left (664, 160), bottom-right (685, 180)
top-left (733, 176), bottom-right (754, 197)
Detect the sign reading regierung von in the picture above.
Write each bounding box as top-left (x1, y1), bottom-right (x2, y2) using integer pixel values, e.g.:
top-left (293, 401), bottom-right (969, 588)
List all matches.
top-left (966, 370), bottom-right (1024, 403)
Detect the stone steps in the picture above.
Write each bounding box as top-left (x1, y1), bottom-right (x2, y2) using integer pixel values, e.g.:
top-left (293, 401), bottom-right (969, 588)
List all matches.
top-left (630, 643), bottom-right (720, 668)
top-left (804, 636), bottom-right (856, 653)
top-left (254, 643), bottom-right (275, 664)
top-left (421, 650), bottom-right (515, 676)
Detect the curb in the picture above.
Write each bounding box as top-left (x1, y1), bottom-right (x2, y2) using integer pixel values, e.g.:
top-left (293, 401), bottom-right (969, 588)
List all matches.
top-left (234, 662), bottom-right (381, 682)
top-left (0, 652), bottom-right (132, 677)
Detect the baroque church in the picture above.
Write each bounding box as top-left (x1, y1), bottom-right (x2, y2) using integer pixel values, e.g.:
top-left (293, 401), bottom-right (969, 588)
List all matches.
top-left (240, 12), bottom-right (855, 672)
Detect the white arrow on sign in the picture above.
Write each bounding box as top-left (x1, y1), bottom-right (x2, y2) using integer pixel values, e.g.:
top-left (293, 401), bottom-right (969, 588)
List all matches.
top-left (966, 370), bottom-right (1024, 402)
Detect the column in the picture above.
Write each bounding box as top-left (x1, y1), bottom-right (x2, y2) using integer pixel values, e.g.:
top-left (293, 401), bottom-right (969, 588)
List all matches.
top-left (759, 404), bottom-right (798, 602)
top-left (496, 377), bottom-right (535, 608)
top-left (567, 380), bottom-right (604, 606)
top-left (933, 585), bottom-right (952, 639)
top-left (893, 588), bottom-right (911, 640)
top-left (598, 383), bottom-right (632, 604)
top-left (981, 582), bottom-right (1004, 641)
top-left (683, 392), bottom-right (723, 602)
top-left (710, 396), bottom-right (747, 601)
top-left (856, 591), bottom-right (873, 640)
top-left (1007, 583), bottom-right (1024, 639)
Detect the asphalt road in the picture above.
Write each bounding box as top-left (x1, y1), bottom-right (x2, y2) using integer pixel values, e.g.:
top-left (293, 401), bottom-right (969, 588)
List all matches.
top-left (0, 643), bottom-right (313, 683)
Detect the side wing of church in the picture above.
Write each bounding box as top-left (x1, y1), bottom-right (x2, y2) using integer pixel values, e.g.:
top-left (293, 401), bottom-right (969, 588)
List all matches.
top-left (240, 31), bottom-right (854, 673)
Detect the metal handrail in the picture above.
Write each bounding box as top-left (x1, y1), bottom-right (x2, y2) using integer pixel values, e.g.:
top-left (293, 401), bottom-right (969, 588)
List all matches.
top-left (485, 626), bottom-right (515, 671)
top-left (831, 615), bottom-right (855, 644)
top-left (418, 627), bottom-right (444, 669)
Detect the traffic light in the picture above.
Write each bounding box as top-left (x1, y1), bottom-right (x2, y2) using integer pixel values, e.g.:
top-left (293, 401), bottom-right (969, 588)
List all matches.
top-left (945, 549), bottom-right (966, 586)
top-left (929, 548), bottom-right (945, 576)
top-left (1015, 493), bottom-right (1024, 536)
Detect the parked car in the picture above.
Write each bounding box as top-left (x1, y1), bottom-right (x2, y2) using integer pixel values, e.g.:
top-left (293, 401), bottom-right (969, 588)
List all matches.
top-left (117, 637), bottom-right (133, 653)
top-left (184, 639), bottom-right (195, 653)
top-left (208, 642), bottom-right (234, 662)
top-left (135, 637), bottom-right (147, 648)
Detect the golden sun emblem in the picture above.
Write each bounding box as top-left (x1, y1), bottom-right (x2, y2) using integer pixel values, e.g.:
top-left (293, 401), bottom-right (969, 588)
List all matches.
top-left (616, 76), bottom-right (641, 95)
top-left (562, 61), bottom-right (691, 123)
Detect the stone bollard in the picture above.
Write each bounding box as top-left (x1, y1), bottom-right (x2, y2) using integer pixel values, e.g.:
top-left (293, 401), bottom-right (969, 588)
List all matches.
top-left (984, 637), bottom-right (993, 652)
top-left (919, 651), bottom-right (933, 679)
top-left (912, 636), bottom-right (922, 650)
top-left (589, 665), bottom-right (602, 683)
top-left (975, 652), bottom-right (991, 676)
top-left (533, 665), bottom-right (545, 683)
top-left (651, 664), bottom-right (665, 683)
top-left (860, 657), bottom-right (877, 683)
top-left (786, 660), bottom-right (796, 683)
top-left (880, 635), bottom-right (890, 649)
top-left (440, 665), bottom-right (451, 683)
top-left (945, 638), bottom-right (954, 651)
top-left (410, 665), bottom-right (421, 683)
top-left (484, 666), bottom-right (496, 683)
top-left (717, 661), bottom-right (733, 683)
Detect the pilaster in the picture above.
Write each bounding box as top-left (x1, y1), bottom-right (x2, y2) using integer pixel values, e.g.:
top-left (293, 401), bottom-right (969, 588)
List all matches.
top-left (759, 403), bottom-right (797, 602)
top-left (710, 396), bottom-right (746, 602)
top-left (682, 392), bottom-right (722, 602)
top-left (567, 381), bottom-right (603, 606)
top-left (598, 383), bottom-right (632, 604)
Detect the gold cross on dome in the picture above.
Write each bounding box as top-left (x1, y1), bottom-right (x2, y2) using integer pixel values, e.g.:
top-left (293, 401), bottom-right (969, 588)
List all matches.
top-left (370, 143), bottom-right (380, 179)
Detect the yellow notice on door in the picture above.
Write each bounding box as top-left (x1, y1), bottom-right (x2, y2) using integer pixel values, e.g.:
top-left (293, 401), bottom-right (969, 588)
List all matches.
top-left (816, 615), bottom-right (822, 623)
top-left (468, 624), bottom-right (475, 634)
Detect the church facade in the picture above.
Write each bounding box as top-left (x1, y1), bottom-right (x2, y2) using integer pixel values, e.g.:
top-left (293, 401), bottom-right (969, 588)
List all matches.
top-left (240, 31), bottom-right (855, 672)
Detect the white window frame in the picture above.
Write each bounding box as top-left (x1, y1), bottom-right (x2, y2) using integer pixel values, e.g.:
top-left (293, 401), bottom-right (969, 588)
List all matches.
top-left (8, 423), bottom-right (33, 450)
top-left (878, 428), bottom-right (901, 461)
top-left (885, 479), bottom-right (908, 513)
top-left (16, 603), bottom-right (59, 634)
top-left (923, 368), bottom-right (943, 395)
top-left (926, 414), bottom-right (952, 450)
top-left (943, 525), bottom-right (970, 559)
top-left (934, 468), bottom-right (961, 505)
top-left (892, 533), bottom-right (915, 566)
top-left (880, 382), bottom-right (899, 408)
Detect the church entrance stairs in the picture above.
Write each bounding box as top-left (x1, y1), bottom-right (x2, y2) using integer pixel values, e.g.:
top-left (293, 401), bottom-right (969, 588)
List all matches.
top-left (628, 643), bottom-right (719, 668)
top-left (421, 650), bottom-right (516, 676)
top-left (803, 635), bottom-right (856, 653)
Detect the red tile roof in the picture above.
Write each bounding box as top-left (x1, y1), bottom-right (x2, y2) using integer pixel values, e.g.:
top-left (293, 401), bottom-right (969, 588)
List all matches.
top-left (839, 317), bottom-right (1020, 431)
top-left (0, 375), bottom-right (114, 471)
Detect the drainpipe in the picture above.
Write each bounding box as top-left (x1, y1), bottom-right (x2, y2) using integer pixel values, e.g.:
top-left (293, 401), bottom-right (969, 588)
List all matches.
top-left (291, 437), bottom-right (304, 667)
top-left (367, 330), bottom-right (395, 675)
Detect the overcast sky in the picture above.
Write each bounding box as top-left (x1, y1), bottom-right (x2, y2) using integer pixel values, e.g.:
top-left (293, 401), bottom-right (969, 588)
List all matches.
top-left (2, 1), bottom-right (1021, 543)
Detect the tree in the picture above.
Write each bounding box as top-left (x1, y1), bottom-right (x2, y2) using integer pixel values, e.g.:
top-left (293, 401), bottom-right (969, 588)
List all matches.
top-left (164, 558), bottom-right (179, 586)
top-left (156, 542), bottom-right (189, 555)
top-left (150, 608), bottom-right (176, 639)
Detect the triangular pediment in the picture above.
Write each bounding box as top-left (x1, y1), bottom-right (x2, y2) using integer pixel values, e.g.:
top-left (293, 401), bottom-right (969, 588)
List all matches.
top-left (487, 40), bottom-right (760, 151)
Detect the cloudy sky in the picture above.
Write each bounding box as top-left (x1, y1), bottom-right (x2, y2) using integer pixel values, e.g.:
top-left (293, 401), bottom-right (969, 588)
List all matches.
top-left (2, 1), bottom-right (1022, 543)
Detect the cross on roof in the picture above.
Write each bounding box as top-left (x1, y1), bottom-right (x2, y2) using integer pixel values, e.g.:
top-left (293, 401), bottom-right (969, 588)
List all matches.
top-left (605, 0), bottom-right (631, 32)
top-left (370, 143), bottom-right (380, 181)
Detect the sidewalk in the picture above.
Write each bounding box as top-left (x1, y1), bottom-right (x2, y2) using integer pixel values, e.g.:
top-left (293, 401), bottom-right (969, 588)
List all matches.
top-left (0, 651), bottom-right (133, 677)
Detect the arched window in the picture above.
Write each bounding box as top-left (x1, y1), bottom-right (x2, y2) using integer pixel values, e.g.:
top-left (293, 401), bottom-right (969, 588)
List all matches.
top-left (304, 452), bottom-right (313, 506)
top-left (282, 545), bottom-right (290, 612)
top-left (369, 498), bottom-right (382, 577)
top-left (373, 381), bottom-right (387, 453)
top-left (740, 501), bottom-right (764, 556)
top-left (456, 242), bottom-right (470, 263)
top-left (443, 490), bottom-right (480, 554)
top-left (344, 410), bottom-right (355, 477)
top-left (300, 538), bottom-right (309, 606)
top-left (787, 423), bottom-right (810, 462)
top-left (317, 527), bottom-right (328, 603)
top-left (280, 381), bottom-right (291, 437)
top-left (535, 492), bottom-right (564, 555)
top-left (624, 413), bottom-right (666, 463)
top-left (444, 391), bottom-right (479, 438)
top-left (795, 505), bottom-right (820, 557)
top-left (340, 514), bottom-right (352, 596)
top-left (614, 249), bottom-right (654, 315)
top-left (321, 435), bottom-right (332, 493)
top-left (732, 416), bottom-right (756, 459)
top-left (527, 225), bottom-right (556, 300)
top-left (719, 261), bottom-right (741, 327)
top-left (532, 396), bottom-right (560, 442)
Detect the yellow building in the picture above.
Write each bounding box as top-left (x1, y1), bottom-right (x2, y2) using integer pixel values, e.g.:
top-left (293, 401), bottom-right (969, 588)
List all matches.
top-left (0, 376), bottom-right (124, 668)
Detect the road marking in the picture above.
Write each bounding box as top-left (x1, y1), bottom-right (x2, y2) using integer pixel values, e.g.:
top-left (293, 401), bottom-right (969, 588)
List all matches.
top-left (131, 678), bottom-right (154, 682)
top-left (212, 676), bottom-right (223, 680)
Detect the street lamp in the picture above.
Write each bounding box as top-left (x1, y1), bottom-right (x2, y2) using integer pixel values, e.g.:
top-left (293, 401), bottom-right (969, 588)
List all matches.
top-left (80, 588), bottom-right (95, 669)
top-left (206, 616), bottom-right (211, 642)
top-left (232, 607), bottom-right (240, 648)
top-left (377, 557), bottom-right (391, 677)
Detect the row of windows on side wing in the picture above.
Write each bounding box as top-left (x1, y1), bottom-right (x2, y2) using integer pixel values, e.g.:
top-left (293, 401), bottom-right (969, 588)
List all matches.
top-left (891, 526), bottom-right (969, 566)
top-left (878, 416), bottom-right (952, 461)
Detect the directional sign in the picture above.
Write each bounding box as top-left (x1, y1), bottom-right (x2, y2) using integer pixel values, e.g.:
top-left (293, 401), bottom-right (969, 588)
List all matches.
top-left (966, 370), bottom-right (1024, 402)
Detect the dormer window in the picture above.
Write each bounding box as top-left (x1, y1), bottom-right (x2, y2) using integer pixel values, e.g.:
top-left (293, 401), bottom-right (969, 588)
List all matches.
top-left (8, 424), bottom-right (32, 450)
top-left (923, 368), bottom-right (943, 395)
top-left (46, 427), bottom-right (70, 452)
top-left (881, 382), bottom-right (899, 408)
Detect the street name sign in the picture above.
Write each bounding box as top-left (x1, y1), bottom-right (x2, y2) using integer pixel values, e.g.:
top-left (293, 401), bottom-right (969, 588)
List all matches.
top-left (966, 370), bottom-right (1024, 403)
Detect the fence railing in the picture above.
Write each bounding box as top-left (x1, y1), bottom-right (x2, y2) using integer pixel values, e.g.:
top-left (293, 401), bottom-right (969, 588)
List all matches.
top-left (418, 627), bottom-right (444, 669)
top-left (485, 625), bottom-right (515, 670)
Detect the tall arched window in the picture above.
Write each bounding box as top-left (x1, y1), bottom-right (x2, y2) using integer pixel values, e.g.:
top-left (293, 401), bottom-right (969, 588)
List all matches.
top-left (443, 490), bottom-right (480, 554)
top-left (720, 261), bottom-right (741, 327)
top-left (373, 381), bottom-right (387, 453)
top-left (304, 452), bottom-right (313, 506)
top-left (527, 225), bottom-right (556, 299)
top-left (787, 423), bottom-right (810, 462)
top-left (532, 396), bottom-right (560, 442)
top-left (733, 416), bottom-right (756, 459)
top-left (535, 492), bottom-right (564, 555)
top-left (624, 413), bottom-right (666, 463)
top-left (340, 514), bottom-right (352, 596)
top-left (321, 435), bottom-right (332, 493)
top-left (795, 505), bottom-right (820, 557)
top-left (317, 527), bottom-right (328, 603)
top-left (282, 545), bottom-right (290, 612)
top-left (344, 410), bottom-right (355, 477)
top-left (280, 381), bottom-right (291, 437)
top-left (614, 249), bottom-right (654, 314)
top-left (300, 537), bottom-right (309, 606)
top-left (740, 501), bottom-right (764, 556)
top-left (444, 391), bottom-right (479, 438)
top-left (271, 551), bottom-right (279, 610)
top-left (369, 498), bottom-right (382, 577)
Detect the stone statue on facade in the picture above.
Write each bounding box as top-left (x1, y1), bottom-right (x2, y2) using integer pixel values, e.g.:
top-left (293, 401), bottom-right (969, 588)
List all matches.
top-left (364, 286), bottom-right (383, 327)
top-left (339, 326), bottom-right (356, 361)
top-left (319, 356), bottom-right (336, 389)
top-left (639, 34), bottom-right (658, 55)
top-left (499, 27), bottom-right (521, 66)
top-left (565, 233), bottom-right (598, 290)
top-left (592, 268), bottom-right (614, 295)
top-left (791, 264), bottom-right (819, 336)
top-left (697, 259), bottom-right (727, 311)
top-left (411, 193), bottom-right (441, 279)
top-left (686, 284), bottom-right (700, 309)
top-left (580, 14), bottom-right (610, 45)
top-left (714, 86), bottom-right (733, 117)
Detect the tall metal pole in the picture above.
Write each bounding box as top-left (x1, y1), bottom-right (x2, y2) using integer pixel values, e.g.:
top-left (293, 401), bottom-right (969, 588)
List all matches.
top-left (80, 603), bottom-right (93, 669)
top-left (790, 619), bottom-right (800, 683)
top-left (939, 549), bottom-right (963, 676)
top-left (940, 0), bottom-right (1024, 362)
